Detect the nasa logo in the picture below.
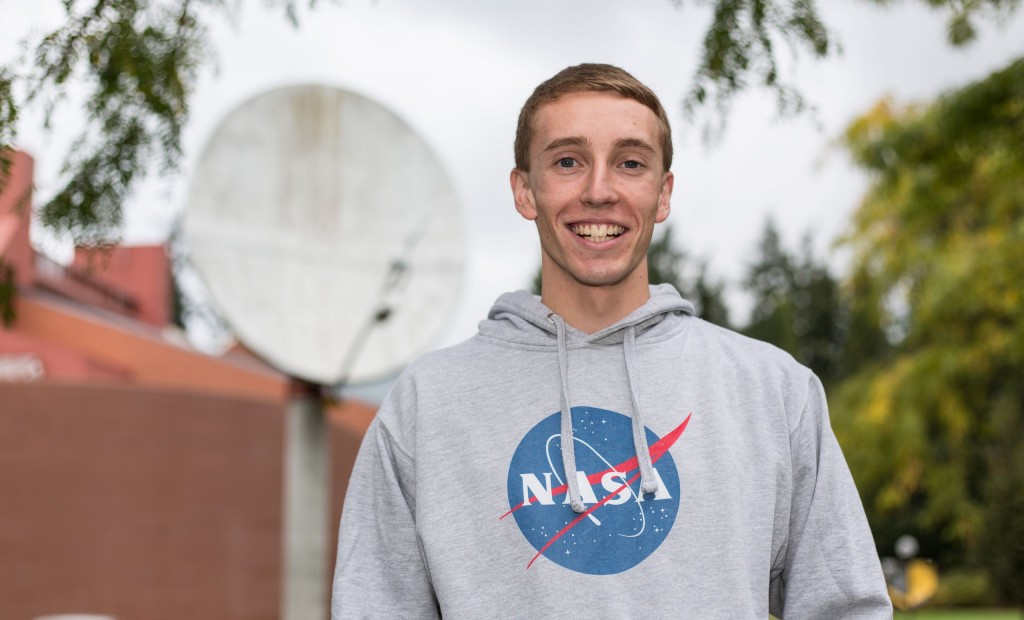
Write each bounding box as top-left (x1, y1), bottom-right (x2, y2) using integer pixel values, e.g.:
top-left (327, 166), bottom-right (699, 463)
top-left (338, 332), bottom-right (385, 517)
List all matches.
top-left (502, 406), bottom-right (691, 574)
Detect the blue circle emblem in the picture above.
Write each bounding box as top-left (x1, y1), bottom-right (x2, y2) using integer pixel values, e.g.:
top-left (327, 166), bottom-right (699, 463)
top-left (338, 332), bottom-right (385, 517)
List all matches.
top-left (504, 406), bottom-right (681, 574)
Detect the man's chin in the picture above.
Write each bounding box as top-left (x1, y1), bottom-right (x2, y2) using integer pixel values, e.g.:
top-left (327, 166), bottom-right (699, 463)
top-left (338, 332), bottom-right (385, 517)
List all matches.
top-left (541, 253), bottom-right (647, 291)
top-left (568, 266), bottom-right (642, 290)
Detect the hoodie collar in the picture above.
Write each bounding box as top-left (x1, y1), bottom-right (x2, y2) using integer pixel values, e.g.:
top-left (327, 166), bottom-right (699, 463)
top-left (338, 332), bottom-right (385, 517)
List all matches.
top-left (482, 283), bottom-right (696, 347)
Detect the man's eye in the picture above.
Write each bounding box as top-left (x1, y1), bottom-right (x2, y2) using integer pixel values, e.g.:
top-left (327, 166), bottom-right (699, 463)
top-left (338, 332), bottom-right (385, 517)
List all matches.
top-left (621, 160), bottom-right (641, 169)
top-left (557, 158), bottom-right (576, 168)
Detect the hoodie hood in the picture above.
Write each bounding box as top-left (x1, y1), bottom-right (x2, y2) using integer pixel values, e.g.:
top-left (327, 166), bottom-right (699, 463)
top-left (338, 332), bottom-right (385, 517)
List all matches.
top-left (479, 284), bottom-right (696, 513)
top-left (481, 283), bottom-right (696, 347)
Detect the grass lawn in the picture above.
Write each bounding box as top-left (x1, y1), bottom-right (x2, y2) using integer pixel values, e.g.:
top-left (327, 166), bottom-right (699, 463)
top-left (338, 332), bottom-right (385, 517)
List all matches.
top-left (895, 611), bottom-right (1023, 620)
top-left (772, 609), bottom-right (1022, 619)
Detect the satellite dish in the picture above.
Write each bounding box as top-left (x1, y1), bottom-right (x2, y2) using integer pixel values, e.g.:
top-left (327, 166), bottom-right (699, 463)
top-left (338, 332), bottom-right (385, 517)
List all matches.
top-left (183, 85), bottom-right (464, 385)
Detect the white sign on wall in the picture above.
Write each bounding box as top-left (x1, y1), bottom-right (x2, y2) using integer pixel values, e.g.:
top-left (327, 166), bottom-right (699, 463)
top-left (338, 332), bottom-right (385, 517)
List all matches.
top-left (0, 354), bottom-right (45, 382)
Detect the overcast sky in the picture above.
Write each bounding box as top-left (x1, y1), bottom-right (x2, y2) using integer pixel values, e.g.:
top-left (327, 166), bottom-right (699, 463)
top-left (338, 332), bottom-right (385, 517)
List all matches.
top-left (5, 0), bottom-right (1024, 372)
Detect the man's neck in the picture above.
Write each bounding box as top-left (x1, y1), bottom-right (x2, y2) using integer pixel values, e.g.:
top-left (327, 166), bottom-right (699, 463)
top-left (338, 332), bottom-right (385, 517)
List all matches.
top-left (540, 271), bottom-right (651, 335)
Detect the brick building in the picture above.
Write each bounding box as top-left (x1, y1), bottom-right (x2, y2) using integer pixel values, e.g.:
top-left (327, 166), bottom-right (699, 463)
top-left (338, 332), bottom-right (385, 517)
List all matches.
top-left (0, 151), bottom-right (375, 620)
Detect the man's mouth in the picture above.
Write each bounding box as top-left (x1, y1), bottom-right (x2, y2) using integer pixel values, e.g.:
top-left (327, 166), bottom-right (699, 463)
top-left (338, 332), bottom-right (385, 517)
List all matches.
top-left (571, 224), bottom-right (624, 243)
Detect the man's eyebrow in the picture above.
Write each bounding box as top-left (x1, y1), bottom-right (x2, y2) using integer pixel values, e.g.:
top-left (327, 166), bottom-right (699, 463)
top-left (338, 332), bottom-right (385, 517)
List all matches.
top-left (542, 136), bottom-right (590, 152)
top-left (540, 136), bottom-right (656, 154)
top-left (615, 138), bottom-right (656, 154)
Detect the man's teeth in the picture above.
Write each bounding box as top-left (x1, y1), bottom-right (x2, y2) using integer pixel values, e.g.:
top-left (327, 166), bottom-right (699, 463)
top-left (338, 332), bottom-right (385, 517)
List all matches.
top-left (571, 224), bottom-right (624, 242)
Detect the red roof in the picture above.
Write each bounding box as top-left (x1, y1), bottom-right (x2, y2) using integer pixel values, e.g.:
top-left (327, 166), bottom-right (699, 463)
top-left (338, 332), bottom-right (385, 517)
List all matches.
top-left (1, 150), bottom-right (290, 402)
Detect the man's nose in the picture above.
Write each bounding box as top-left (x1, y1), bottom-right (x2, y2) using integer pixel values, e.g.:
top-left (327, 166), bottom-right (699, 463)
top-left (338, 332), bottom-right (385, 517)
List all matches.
top-left (580, 165), bottom-right (618, 206)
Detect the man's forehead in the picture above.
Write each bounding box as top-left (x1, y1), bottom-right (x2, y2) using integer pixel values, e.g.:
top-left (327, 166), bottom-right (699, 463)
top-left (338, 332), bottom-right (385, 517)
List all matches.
top-left (532, 92), bottom-right (662, 149)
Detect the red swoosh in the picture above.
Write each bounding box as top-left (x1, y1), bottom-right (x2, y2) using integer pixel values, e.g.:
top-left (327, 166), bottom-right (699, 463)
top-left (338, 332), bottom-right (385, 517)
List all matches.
top-left (500, 412), bottom-right (691, 521)
top-left (518, 412), bottom-right (691, 569)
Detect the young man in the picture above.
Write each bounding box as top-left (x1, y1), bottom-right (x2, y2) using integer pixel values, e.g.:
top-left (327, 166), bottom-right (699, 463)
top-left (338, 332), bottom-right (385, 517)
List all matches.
top-left (332, 64), bottom-right (892, 619)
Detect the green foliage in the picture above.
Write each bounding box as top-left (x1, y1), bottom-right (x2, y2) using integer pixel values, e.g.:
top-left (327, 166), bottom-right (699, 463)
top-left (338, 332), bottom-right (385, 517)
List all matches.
top-left (895, 610), bottom-right (1021, 620)
top-left (873, 0), bottom-right (1023, 47)
top-left (686, 0), bottom-right (1020, 140)
top-left (647, 223), bottom-right (731, 327)
top-left (0, 0), bottom-right (1018, 243)
top-left (16, 0), bottom-right (214, 245)
top-left (930, 569), bottom-right (996, 607)
top-left (743, 218), bottom-right (797, 350)
top-left (833, 56), bottom-right (1024, 603)
top-left (0, 0), bottom-right (330, 246)
top-left (979, 390), bottom-right (1024, 608)
top-left (684, 0), bottom-right (833, 139)
top-left (0, 146), bottom-right (17, 327)
top-left (741, 218), bottom-right (859, 382)
top-left (0, 72), bottom-right (16, 182)
top-left (0, 257), bottom-right (16, 327)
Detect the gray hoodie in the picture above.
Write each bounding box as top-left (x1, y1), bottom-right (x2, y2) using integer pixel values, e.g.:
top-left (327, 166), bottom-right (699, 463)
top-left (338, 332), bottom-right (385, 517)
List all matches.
top-left (332, 285), bottom-right (892, 619)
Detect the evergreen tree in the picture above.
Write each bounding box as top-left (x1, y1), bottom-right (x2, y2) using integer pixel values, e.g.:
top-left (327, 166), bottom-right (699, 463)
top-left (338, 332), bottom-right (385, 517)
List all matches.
top-left (646, 224), bottom-right (731, 328)
top-left (742, 218), bottom-right (797, 351)
top-left (741, 217), bottom-right (847, 382)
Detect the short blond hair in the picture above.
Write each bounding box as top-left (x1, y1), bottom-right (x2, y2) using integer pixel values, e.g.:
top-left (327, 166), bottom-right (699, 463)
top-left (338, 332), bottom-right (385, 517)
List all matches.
top-left (514, 63), bottom-right (672, 172)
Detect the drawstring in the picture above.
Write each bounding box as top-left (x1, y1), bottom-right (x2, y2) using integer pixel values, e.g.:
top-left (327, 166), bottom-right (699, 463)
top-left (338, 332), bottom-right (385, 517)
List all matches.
top-left (548, 313), bottom-right (586, 514)
top-left (548, 313), bottom-right (658, 514)
top-left (624, 327), bottom-right (659, 495)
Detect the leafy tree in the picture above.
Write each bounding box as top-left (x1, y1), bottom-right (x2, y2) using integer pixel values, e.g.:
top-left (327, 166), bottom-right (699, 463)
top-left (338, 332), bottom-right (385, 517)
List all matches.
top-left (979, 389), bottom-right (1024, 608)
top-left (789, 236), bottom-right (847, 381)
top-left (911, 0), bottom-right (1022, 45)
top-left (741, 217), bottom-right (849, 382)
top-left (0, 0), bottom-right (333, 324)
top-left (683, 0), bottom-right (1020, 139)
top-left (742, 218), bottom-right (797, 349)
top-left (0, 0), bottom-right (328, 247)
top-left (831, 57), bottom-right (1024, 603)
top-left (680, 0), bottom-right (832, 140)
top-left (2, 0), bottom-right (1017, 245)
top-left (530, 222), bottom-right (732, 328)
top-left (837, 261), bottom-right (893, 384)
top-left (0, 1), bottom-right (1017, 323)
top-left (0, 68), bottom-right (16, 178)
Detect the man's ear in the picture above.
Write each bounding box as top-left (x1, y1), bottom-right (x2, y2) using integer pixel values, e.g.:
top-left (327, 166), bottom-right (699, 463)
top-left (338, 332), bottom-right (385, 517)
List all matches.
top-left (510, 168), bottom-right (537, 221)
top-left (656, 171), bottom-right (673, 224)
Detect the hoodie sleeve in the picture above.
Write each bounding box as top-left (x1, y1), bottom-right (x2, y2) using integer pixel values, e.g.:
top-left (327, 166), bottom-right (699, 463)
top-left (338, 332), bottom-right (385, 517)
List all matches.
top-left (331, 411), bottom-right (439, 619)
top-left (768, 373), bottom-right (892, 620)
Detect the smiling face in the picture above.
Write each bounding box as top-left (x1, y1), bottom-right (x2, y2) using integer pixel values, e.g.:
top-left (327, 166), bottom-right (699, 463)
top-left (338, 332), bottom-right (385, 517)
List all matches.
top-left (511, 91), bottom-right (673, 302)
